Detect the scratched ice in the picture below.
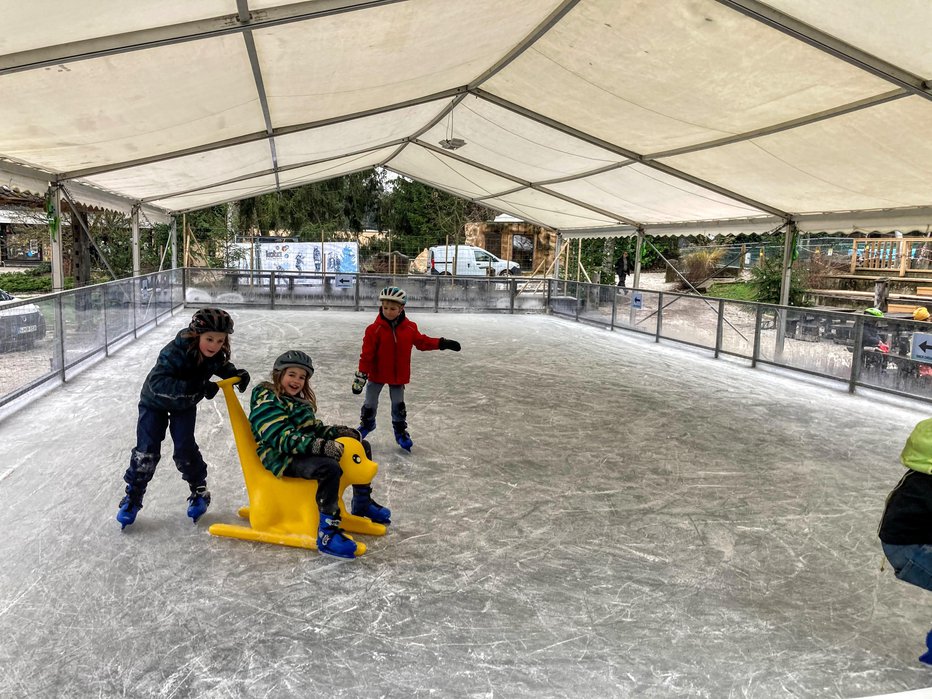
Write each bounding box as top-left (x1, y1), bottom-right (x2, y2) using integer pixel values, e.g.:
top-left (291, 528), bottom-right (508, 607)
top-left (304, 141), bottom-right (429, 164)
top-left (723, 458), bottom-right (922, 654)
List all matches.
top-left (0, 309), bottom-right (930, 698)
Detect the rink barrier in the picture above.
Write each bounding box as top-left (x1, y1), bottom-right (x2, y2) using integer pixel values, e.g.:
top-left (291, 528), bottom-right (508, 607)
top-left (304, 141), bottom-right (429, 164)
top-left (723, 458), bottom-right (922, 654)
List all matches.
top-left (551, 278), bottom-right (932, 405)
top-left (0, 269), bottom-right (183, 416)
top-left (4, 267), bottom-right (932, 416)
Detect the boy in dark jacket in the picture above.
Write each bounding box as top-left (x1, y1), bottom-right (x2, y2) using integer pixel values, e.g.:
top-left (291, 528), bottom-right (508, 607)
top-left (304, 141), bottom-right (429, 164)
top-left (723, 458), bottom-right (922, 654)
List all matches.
top-left (116, 308), bottom-right (250, 528)
top-left (879, 417), bottom-right (932, 664)
top-left (351, 286), bottom-right (461, 451)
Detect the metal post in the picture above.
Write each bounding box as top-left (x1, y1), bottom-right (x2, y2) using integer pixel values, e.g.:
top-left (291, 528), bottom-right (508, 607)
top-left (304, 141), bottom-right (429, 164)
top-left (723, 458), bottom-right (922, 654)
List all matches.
top-left (434, 274), bottom-right (440, 312)
top-left (103, 291), bottom-right (109, 357)
top-left (354, 272), bottom-right (360, 311)
top-left (131, 274), bottom-right (138, 339)
top-left (554, 232), bottom-right (562, 282)
top-left (170, 218), bottom-right (178, 269)
top-left (633, 230), bottom-right (644, 290)
top-left (715, 298), bottom-right (725, 358)
top-left (509, 277), bottom-right (516, 314)
top-left (610, 288), bottom-right (618, 330)
top-left (269, 272), bottom-right (276, 310)
top-left (774, 221), bottom-right (795, 361)
top-left (849, 318), bottom-right (865, 394)
top-left (56, 294), bottom-right (66, 382)
top-left (752, 305), bottom-right (763, 367)
top-left (132, 205), bottom-right (141, 279)
top-left (49, 185), bottom-right (65, 293)
top-left (656, 291), bottom-right (663, 342)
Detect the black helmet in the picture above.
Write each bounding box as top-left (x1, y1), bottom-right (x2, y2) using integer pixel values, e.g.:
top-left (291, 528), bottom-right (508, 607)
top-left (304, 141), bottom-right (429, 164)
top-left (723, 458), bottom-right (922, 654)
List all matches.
top-left (273, 349), bottom-right (314, 377)
top-left (189, 308), bottom-right (234, 334)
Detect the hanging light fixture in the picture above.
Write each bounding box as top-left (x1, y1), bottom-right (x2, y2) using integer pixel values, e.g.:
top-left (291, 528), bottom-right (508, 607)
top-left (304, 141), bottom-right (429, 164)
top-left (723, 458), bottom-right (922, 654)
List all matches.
top-left (439, 107), bottom-right (466, 150)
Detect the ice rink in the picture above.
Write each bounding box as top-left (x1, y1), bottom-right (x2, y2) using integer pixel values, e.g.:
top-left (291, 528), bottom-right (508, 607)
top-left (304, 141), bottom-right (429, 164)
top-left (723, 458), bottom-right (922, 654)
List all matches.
top-left (1, 308), bottom-right (931, 698)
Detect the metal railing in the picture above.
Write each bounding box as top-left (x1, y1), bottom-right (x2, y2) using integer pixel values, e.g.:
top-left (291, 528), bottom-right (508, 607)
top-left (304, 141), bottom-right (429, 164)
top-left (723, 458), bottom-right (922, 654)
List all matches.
top-left (553, 279), bottom-right (932, 404)
top-left (0, 269), bottom-right (183, 413)
top-left (5, 267), bottom-right (932, 419)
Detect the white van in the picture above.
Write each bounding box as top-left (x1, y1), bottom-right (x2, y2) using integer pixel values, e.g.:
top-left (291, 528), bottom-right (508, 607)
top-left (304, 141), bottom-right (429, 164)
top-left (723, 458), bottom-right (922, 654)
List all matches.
top-left (428, 245), bottom-right (521, 276)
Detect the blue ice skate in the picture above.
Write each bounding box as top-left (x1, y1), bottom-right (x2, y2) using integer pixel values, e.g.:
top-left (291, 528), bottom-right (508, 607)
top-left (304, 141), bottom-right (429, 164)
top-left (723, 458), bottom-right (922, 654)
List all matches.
top-left (317, 514), bottom-right (359, 559)
top-left (351, 486), bottom-right (391, 525)
top-left (186, 485), bottom-right (211, 523)
top-left (116, 494), bottom-right (143, 529)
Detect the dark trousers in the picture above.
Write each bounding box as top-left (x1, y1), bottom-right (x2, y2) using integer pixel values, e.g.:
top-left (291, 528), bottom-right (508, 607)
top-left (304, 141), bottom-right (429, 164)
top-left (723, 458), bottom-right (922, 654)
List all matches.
top-left (617, 272), bottom-right (627, 288)
top-left (283, 456), bottom-right (342, 515)
top-left (124, 403), bottom-right (208, 492)
top-left (281, 439), bottom-right (374, 516)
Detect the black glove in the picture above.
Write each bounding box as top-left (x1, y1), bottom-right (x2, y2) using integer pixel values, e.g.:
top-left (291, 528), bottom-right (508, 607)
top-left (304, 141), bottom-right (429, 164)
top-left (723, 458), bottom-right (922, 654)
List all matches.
top-left (352, 371), bottom-right (368, 395)
top-left (202, 381), bottom-right (219, 400)
top-left (439, 338), bottom-right (461, 352)
top-left (234, 369), bottom-right (251, 393)
top-left (332, 425), bottom-right (362, 441)
top-left (310, 438), bottom-right (344, 461)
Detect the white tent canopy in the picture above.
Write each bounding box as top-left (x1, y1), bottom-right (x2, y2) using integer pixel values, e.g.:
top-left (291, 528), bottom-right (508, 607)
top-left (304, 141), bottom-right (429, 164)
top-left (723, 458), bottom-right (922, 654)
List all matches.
top-left (2, 0), bottom-right (932, 236)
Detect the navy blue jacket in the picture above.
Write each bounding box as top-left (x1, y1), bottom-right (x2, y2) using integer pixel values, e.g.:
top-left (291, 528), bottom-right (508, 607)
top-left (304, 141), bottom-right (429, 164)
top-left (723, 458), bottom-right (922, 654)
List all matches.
top-left (139, 330), bottom-right (240, 412)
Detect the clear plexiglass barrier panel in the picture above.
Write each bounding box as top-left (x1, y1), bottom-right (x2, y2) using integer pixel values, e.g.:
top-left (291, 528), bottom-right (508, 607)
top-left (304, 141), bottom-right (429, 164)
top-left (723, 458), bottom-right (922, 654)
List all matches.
top-left (0, 272), bottom-right (181, 410)
top-left (8, 269), bottom-right (932, 411)
top-left (757, 306), bottom-right (860, 380)
top-left (656, 292), bottom-right (723, 349)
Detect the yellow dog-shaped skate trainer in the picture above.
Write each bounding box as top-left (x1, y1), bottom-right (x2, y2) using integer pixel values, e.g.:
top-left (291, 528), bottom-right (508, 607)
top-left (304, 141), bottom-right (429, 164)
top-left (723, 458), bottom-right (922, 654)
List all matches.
top-left (208, 377), bottom-right (386, 555)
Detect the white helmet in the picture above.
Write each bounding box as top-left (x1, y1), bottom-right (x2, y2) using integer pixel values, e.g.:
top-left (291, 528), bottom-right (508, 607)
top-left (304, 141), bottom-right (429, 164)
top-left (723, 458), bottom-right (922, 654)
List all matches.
top-left (378, 286), bottom-right (407, 305)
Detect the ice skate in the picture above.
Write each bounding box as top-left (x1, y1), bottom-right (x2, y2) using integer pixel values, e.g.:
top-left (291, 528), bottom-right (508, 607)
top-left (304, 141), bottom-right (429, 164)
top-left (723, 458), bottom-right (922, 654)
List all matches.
top-left (351, 485), bottom-right (391, 525)
top-left (317, 513), bottom-right (359, 559)
top-left (186, 485), bottom-right (211, 523)
top-left (116, 489), bottom-right (144, 529)
top-left (358, 406), bottom-right (376, 439)
top-left (393, 421), bottom-right (413, 451)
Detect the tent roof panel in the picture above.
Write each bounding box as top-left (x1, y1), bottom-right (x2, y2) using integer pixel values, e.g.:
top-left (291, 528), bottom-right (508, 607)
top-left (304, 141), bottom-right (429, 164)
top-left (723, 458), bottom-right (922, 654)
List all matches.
top-left (0, 35), bottom-right (265, 172)
top-left (273, 101), bottom-right (446, 168)
top-left (82, 141), bottom-right (273, 201)
top-left (254, 0), bottom-right (565, 126)
top-left (150, 147), bottom-right (393, 212)
top-left (418, 97), bottom-right (626, 182)
top-left (764, 0), bottom-right (932, 78)
top-left (546, 165), bottom-right (766, 223)
top-left (0, 0), bottom-right (235, 56)
top-left (661, 97), bottom-right (932, 213)
top-left (483, 188), bottom-right (620, 229)
top-left (387, 145), bottom-right (519, 199)
top-left (485, 0), bottom-right (895, 154)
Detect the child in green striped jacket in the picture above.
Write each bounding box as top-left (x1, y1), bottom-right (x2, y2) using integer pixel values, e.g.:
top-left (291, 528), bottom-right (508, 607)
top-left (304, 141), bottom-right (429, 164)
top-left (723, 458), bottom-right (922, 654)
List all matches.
top-left (248, 349), bottom-right (390, 559)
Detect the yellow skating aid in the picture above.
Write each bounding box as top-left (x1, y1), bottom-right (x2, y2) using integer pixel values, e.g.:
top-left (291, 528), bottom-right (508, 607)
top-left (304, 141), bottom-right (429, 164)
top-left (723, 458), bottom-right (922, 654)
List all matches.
top-left (208, 377), bottom-right (386, 555)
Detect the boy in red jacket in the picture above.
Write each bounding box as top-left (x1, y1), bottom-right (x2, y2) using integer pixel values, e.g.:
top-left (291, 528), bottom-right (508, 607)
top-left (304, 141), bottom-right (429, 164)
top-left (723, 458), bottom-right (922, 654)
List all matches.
top-left (352, 286), bottom-right (461, 450)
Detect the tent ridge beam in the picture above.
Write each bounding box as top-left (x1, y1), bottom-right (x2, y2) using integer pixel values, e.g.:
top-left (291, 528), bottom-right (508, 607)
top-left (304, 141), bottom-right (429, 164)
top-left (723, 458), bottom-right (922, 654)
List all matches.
top-left (238, 3), bottom-right (281, 191)
top-left (172, 164), bottom-right (377, 214)
top-left (413, 139), bottom-right (640, 226)
top-left (717, 0), bottom-right (932, 101)
top-left (60, 87), bottom-right (464, 181)
top-left (467, 0), bottom-right (583, 89)
top-left (473, 88), bottom-right (787, 218)
top-left (531, 184), bottom-right (641, 227)
top-left (0, 0), bottom-right (410, 76)
top-left (143, 139), bottom-right (404, 204)
top-left (407, 94), bottom-right (469, 141)
top-left (646, 88), bottom-right (908, 160)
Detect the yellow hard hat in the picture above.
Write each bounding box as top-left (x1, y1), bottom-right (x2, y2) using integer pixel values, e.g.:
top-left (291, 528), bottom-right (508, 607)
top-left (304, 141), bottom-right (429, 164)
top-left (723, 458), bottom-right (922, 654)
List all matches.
top-left (914, 307), bottom-right (930, 321)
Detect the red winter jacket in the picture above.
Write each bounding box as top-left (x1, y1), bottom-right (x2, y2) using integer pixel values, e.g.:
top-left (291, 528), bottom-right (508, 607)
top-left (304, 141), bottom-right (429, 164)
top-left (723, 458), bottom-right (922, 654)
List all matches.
top-left (358, 312), bottom-right (441, 385)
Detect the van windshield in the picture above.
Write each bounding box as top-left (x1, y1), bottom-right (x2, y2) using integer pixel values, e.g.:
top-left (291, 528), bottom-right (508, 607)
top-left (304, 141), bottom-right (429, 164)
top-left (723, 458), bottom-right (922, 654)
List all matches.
top-left (474, 251), bottom-right (493, 263)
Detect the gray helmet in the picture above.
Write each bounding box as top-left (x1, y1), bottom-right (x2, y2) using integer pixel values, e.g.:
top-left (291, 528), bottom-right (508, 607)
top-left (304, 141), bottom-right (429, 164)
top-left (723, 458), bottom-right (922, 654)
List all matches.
top-left (189, 308), bottom-right (234, 334)
top-left (273, 349), bottom-right (314, 377)
top-left (379, 286), bottom-right (407, 305)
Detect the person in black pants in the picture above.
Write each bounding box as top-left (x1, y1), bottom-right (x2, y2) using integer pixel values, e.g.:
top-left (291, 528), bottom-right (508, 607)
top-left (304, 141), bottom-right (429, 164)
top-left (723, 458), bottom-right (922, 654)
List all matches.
top-left (879, 417), bottom-right (932, 664)
top-left (615, 251), bottom-right (632, 293)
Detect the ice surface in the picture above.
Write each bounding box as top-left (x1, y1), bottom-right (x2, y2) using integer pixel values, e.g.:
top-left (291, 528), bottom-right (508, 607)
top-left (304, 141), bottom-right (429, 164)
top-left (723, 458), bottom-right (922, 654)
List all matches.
top-left (0, 308), bottom-right (930, 698)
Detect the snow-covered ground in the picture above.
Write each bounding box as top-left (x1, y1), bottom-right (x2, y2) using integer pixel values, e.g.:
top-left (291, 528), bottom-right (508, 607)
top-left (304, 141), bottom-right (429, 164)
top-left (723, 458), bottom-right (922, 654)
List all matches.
top-left (0, 308), bottom-right (929, 698)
